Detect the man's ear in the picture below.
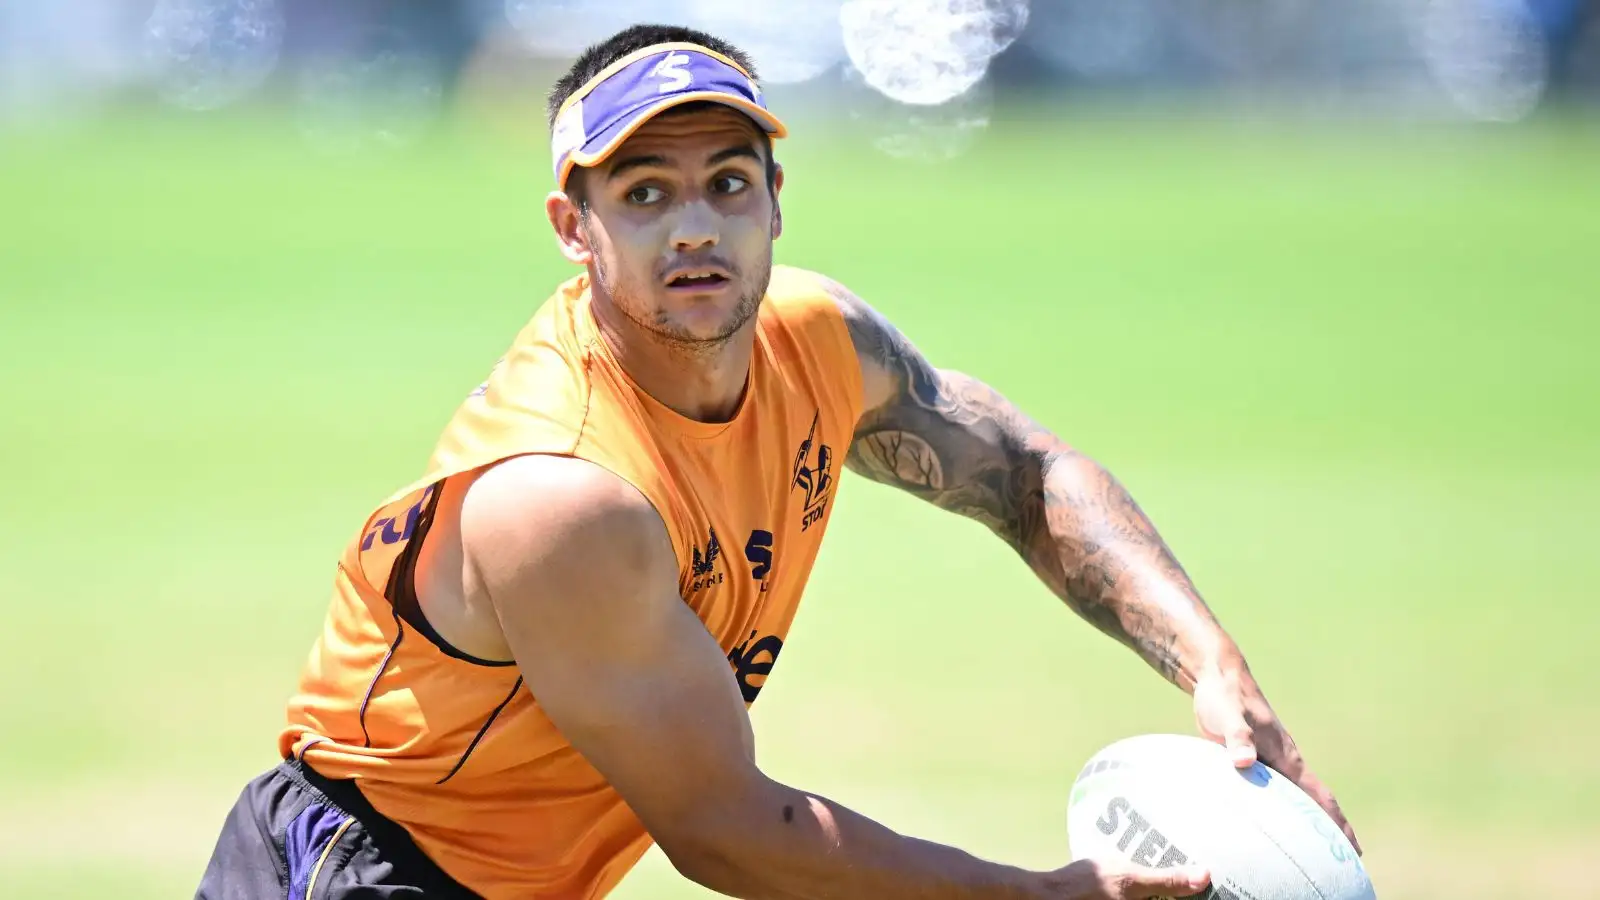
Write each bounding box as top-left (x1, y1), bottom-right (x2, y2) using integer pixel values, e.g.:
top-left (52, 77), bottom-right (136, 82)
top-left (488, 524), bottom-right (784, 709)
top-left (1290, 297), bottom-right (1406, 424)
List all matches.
top-left (771, 163), bottom-right (785, 240)
top-left (546, 190), bottom-right (593, 265)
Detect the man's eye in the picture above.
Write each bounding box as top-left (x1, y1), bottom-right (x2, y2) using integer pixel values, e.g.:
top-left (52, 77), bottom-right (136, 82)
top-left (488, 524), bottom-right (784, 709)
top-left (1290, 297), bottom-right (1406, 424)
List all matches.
top-left (713, 175), bottom-right (750, 195)
top-left (627, 186), bottom-right (666, 205)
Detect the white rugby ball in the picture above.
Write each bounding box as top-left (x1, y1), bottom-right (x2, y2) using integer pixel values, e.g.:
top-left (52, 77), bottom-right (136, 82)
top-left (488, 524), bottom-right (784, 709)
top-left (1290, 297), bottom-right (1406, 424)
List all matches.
top-left (1067, 734), bottom-right (1374, 900)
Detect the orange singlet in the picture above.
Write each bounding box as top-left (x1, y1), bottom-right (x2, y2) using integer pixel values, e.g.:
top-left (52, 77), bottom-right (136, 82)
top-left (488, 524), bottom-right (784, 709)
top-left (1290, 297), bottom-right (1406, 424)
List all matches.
top-left (280, 265), bottom-right (863, 899)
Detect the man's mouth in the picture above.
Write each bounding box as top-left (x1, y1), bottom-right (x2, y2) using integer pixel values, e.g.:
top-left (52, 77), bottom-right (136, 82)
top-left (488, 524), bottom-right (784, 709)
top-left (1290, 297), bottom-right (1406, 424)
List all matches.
top-left (664, 266), bottom-right (732, 289)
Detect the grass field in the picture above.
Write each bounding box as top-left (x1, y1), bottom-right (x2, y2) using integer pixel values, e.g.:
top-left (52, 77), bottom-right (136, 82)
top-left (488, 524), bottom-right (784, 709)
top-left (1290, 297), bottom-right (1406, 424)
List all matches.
top-left (2, 103), bottom-right (1597, 899)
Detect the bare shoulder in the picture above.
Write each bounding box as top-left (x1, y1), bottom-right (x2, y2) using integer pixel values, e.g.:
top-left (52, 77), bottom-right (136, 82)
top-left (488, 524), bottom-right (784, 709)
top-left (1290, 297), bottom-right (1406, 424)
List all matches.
top-left (809, 275), bottom-right (1066, 557)
top-left (808, 273), bottom-right (936, 414)
top-left (459, 454), bottom-right (677, 612)
top-left (810, 272), bottom-right (895, 357)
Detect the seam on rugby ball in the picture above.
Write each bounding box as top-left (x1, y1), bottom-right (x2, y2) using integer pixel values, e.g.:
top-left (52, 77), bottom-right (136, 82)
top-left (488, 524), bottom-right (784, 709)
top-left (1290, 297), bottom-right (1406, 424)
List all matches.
top-left (1245, 818), bottom-right (1326, 900)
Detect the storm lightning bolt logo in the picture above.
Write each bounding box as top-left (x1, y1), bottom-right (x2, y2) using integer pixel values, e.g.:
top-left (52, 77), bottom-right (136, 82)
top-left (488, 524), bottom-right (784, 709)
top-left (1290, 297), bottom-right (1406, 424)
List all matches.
top-left (791, 411), bottom-right (834, 530)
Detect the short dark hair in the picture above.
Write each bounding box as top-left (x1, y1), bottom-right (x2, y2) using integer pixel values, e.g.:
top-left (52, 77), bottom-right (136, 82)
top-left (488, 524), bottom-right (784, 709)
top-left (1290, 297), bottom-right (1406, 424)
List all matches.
top-left (548, 25), bottom-right (778, 203)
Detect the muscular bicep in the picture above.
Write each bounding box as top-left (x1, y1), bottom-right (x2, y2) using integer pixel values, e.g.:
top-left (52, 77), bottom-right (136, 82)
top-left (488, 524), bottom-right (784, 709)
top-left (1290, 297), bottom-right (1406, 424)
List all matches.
top-left (459, 455), bottom-right (756, 840)
top-left (826, 281), bottom-right (1066, 553)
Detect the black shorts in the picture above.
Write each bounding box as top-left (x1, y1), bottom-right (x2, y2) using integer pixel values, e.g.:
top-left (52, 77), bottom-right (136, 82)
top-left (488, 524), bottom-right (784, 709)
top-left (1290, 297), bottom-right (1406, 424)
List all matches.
top-left (195, 758), bottom-right (481, 899)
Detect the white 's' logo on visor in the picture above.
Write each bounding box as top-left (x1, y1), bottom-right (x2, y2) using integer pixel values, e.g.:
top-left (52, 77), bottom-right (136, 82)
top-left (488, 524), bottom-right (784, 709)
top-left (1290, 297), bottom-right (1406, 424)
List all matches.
top-left (650, 52), bottom-right (693, 93)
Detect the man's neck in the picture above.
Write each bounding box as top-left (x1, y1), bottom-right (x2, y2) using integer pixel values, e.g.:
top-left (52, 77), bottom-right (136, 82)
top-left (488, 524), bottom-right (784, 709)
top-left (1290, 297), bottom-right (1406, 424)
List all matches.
top-left (591, 297), bottom-right (756, 425)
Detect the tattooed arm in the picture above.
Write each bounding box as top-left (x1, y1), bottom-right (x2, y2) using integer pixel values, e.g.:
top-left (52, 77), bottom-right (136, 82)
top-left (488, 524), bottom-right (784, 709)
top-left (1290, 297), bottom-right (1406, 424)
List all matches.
top-left (827, 279), bottom-right (1361, 851)
top-left (831, 282), bottom-right (1231, 689)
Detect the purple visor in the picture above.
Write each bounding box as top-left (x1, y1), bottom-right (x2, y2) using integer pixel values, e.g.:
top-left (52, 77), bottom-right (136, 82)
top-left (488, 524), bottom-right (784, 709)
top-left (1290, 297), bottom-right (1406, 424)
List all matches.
top-left (550, 42), bottom-right (788, 190)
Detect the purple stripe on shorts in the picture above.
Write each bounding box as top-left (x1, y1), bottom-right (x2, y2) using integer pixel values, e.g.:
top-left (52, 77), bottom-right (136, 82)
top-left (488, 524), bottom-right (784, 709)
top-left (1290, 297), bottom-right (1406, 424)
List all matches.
top-left (284, 802), bottom-right (350, 900)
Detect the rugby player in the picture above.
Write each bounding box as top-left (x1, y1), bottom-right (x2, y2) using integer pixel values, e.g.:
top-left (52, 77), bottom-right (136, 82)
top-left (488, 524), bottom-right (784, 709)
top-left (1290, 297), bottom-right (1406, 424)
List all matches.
top-left (195, 23), bottom-right (1360, 900)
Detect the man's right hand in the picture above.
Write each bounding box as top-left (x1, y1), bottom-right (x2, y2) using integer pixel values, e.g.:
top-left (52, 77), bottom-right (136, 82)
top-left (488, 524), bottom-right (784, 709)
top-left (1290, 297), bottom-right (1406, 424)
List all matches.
top-left (1045, 859), bottom-right (1211, 899)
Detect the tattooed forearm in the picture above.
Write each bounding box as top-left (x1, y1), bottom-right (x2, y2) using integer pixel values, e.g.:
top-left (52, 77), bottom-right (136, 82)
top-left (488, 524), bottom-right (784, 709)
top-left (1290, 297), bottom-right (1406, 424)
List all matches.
top-left (831, 283), bottom-right (1235, 689)
top-left (1035, 453), bottom-right (1221, 686)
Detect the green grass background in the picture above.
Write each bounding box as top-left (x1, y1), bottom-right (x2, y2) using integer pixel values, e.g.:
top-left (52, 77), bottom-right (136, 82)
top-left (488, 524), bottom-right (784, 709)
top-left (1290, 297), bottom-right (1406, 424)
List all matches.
top-left (1, 104), bottom-right (1596, 898)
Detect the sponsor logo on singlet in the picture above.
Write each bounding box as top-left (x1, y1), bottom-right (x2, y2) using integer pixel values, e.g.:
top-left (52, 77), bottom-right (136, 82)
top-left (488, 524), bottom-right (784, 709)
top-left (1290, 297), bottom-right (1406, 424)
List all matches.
top-left (727, 629), bottom-right (783, 703)
top-left (689, 527), bottom-right (723, 592)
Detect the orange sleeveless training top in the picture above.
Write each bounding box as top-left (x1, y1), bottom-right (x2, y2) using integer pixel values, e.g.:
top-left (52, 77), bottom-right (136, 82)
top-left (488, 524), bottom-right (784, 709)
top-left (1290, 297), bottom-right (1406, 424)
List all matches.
top-left (280, 265), bottom-right (863, 899)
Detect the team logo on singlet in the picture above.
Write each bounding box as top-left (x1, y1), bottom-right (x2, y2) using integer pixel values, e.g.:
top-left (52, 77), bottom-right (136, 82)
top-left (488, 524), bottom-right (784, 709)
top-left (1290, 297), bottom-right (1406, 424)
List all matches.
top-left (689, 527), bottom-right (723, 592)
top-left (791, 411), bottom-right (834, 532)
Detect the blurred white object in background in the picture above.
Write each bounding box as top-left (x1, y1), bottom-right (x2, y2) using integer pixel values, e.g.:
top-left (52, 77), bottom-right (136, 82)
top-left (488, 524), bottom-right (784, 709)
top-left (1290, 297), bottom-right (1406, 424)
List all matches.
top-left (842, 60), bottom-right (994, 161)
top-left (295, 25), bottom-right (447, 155)
top-left (840, 0), bottom-right (1028, 105)
top-left (984, 0), bottom-right (1032, 53)
top-left (145, 0), bottom-right (284, 111)
top-left (1409, 0), bottom-right (1550, 121)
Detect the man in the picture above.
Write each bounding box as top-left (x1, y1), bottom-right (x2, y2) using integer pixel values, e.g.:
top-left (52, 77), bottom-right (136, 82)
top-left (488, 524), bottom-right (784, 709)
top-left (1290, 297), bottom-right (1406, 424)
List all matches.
top-left (196, 23), bottom-right (1360, 900)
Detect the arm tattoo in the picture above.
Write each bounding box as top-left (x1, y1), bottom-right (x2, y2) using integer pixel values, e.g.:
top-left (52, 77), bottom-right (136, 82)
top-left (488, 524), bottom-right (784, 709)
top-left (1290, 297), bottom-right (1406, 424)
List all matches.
top-left (828, 281), bottom-right (1227, 688)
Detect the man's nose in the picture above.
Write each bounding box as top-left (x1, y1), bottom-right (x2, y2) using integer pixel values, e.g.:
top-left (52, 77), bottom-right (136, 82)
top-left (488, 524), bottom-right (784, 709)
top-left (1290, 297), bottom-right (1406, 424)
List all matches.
top-left (669, 199), bottom-right (720, 252)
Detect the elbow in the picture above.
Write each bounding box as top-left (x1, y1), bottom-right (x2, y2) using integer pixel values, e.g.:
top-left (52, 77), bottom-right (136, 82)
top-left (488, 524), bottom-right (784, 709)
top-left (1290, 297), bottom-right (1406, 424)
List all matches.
top-left (651, 777), bottom-right (793, 900)
top-left (660, 835), bottom-right (744, 895)
top-left (657, 824), bottom-right (771, 900)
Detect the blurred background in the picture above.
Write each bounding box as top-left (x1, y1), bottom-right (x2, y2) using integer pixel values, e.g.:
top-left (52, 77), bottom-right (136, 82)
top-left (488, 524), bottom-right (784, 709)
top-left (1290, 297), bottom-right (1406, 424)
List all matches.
top-left (2, 1), bottom-right (1596, 898)
top-left (9, 0), bottom-right (1600, 143)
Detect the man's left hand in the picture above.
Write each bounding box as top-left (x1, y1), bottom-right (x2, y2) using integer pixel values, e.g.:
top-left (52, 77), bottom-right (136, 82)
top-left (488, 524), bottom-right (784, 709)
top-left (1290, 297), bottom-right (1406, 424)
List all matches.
top-left (1191, 666), bottom-right (1363, 856)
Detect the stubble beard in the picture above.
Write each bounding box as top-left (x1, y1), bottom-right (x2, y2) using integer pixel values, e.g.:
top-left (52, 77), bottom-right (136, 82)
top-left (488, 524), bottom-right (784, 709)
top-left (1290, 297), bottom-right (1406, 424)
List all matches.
top-left (596, 248), bottom-right (773, 362)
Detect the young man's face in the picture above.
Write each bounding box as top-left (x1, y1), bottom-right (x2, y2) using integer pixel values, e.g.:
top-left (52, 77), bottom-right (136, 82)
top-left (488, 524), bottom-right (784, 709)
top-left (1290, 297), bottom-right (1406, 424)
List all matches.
top-left (552, 104), bottom-right (784, 348)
